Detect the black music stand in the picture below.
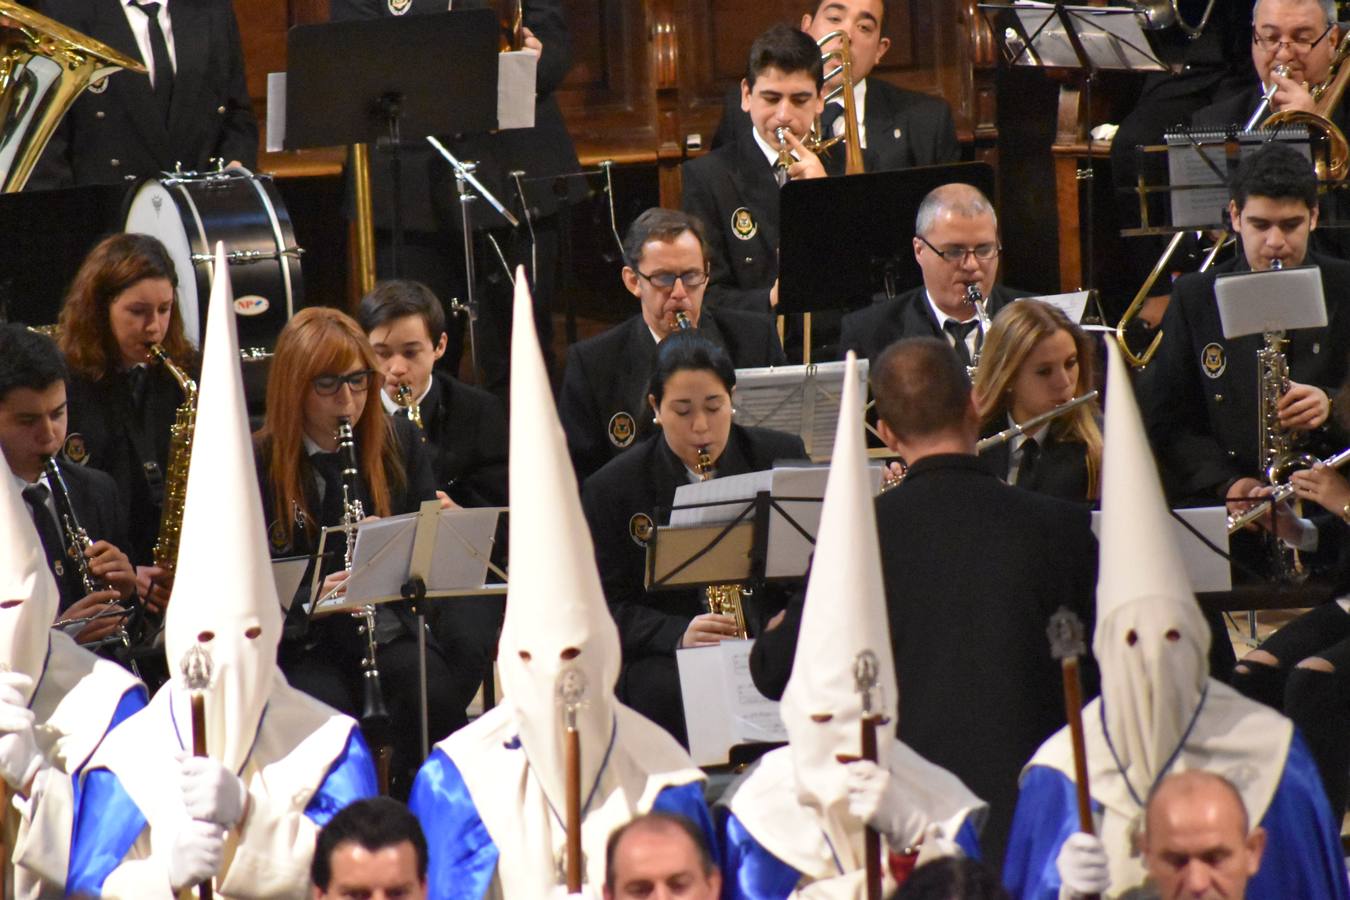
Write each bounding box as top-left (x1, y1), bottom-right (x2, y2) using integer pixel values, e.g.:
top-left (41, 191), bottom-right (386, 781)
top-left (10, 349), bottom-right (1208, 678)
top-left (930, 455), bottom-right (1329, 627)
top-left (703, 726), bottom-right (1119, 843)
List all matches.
top-left (284, 10), bottom-right (499, 275)
top-left (777, 162), bottom-right (996, 314)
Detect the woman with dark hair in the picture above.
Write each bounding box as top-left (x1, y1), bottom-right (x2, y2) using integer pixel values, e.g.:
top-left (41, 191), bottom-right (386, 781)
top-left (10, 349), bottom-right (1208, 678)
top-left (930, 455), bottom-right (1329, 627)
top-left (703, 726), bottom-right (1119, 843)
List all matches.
top-left (972, 299), bottom-right (1102, 504)
top-left (580, 330), bottom-right (806, 746)
top-left (895, 857), bottom-right (1010, 900)
top-left (255, 306), bottom-right (462, 796)
top-left (57, 232), bottom-right (197, 600)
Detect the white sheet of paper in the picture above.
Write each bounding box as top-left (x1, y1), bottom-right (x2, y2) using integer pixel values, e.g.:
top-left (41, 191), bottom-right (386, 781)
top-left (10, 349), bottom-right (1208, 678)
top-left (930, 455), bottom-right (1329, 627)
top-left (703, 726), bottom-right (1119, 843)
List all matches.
top-left (1091, 506), bottom-right (1231, 593)
top-left (1215, 266), bottom-right (1327, 339)
top-left (272, 557), bottom-right (309, 611)
top-left (677, 640), bottom-right (785, 766)
top-left (498, 51), bottom-right (537, 130)
top-left (266, 72), bottom-right (286, 153)
top-left (1027, 290), bottom-right (1090, 323)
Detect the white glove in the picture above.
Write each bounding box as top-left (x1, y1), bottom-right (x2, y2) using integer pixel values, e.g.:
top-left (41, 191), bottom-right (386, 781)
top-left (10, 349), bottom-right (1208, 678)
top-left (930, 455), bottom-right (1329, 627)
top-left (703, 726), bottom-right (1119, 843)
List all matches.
top-left (845, 759), bottom-right (925, 847)
top-left (178, 752), bottom-right (247, 827)
top-left (167, 818), bottom-right (226, 892)
top-left (1055, 832), bottom-right (1109, 897)
top-left (0, 673), bottom-right (44, 792)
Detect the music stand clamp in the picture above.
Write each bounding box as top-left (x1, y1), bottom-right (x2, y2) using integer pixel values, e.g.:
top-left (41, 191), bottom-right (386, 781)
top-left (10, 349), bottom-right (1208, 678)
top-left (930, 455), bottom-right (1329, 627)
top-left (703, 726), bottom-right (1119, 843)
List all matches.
top-left (284, 9), bottom-right (500, 279)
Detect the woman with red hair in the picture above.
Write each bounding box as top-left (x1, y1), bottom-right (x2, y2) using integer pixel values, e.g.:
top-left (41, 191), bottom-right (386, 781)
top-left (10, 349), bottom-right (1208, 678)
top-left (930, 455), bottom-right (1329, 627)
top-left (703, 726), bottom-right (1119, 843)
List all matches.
top-left (255, 306), bottom-right (461, 796)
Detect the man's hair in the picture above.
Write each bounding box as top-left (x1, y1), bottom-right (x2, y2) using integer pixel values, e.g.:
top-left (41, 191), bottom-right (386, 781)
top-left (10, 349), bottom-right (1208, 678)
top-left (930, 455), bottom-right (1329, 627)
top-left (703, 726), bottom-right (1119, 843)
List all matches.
top-left (604, 812), bottom-right (716, 889)
top-left (622, 208), bottom-right (712, 270)
top-left (871, 337), bottom-right (971, 440)
top-left (0, 324), bottom-right (67, 405)
top-left (1251, 0), bottom-right (1336, 27)
top-left (357, 279), bottom-right (448, 343)
top-left (1146, 770), bottom-right (1251, 835)
top-left (746, 23), bottom-right (825, 89)
top-left (809, 0), bottom-right (888, 30)
top-left (1230, 142), bottom-right (1318, 211)
top-left (310, 797), bottom-right (428, 891)
top-left (915, 183), bottom-right (998, 237)
top-left (894, 857), bottom-right (1011, 899)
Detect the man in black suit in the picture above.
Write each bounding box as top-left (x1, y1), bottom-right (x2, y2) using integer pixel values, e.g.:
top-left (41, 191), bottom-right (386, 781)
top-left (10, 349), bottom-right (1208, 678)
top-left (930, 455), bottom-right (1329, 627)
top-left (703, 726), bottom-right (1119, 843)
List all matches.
top-left (750, 337), bottom-right (1098, 869)
top-left (681, 25), bottom-right (828, 316)
top-left (330, 0), bottom-right (580, 395)
top-left (710, 0), bottom-right (960, 173)
top-left (30, 0), bottom-right (257, 187)
top-left (839, 182), bottom-right (1029, 364)
top-left (0, 326), bottom-right (138, 651)
top-left (1139, 141), bottom-right (1350, 511)
top-left (560, 208), bottom-right (786, 483)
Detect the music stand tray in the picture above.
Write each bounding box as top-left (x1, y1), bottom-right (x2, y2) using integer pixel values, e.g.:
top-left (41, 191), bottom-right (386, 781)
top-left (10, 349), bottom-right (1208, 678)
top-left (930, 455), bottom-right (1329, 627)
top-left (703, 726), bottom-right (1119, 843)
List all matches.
top-left (777, 162), bottom-right (995, 314)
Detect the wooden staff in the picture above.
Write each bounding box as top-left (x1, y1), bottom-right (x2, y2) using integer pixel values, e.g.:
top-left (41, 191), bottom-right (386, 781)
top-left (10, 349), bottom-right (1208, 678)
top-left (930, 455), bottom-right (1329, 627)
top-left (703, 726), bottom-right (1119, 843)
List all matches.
top-left (853, 650), bottom-right (883, 900)
top-left (558, 669), bottom-right (587, 893)
top-left (181, 645), bottom-right (215, 900)
top-left (1048, 607), bottom-right (1097, 900)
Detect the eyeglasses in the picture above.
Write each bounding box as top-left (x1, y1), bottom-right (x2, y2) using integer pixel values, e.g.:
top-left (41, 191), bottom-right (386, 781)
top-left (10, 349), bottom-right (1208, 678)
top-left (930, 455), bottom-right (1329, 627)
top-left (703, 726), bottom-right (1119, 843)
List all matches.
top-left (1252, 23), bottom-right (1335, 54)
top-left (918, 235), bottom-right (1002, 263)
top-left (312, 370), bottom-right (375, 396)
top-left (632, 267), bottom-right (710, 290)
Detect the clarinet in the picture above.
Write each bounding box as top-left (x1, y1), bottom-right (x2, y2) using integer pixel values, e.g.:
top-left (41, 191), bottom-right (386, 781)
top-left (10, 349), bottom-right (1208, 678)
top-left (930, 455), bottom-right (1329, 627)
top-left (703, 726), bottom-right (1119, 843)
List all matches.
top-left (335, 420), bottom-right (392, 739)
top-left (42, 457), bottom-right (141, 675)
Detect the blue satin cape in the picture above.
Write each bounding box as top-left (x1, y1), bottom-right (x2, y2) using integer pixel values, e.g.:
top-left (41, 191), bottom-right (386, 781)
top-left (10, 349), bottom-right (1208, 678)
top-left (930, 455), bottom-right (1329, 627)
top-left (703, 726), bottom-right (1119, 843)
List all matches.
top-left (1002, 731), bottom-right (1349, 900)
top-left (720, 809), bottom-right (981, 899)
top-left (410, 747), bottom-right (716, 900)
top-left (65, 726), bottom-right (376, 896)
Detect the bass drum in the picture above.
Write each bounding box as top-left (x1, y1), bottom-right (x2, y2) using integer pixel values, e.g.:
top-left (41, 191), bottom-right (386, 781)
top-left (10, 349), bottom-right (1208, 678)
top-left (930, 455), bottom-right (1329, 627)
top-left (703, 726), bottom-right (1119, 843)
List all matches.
top-left (124, 167), bottom-right (302, 352)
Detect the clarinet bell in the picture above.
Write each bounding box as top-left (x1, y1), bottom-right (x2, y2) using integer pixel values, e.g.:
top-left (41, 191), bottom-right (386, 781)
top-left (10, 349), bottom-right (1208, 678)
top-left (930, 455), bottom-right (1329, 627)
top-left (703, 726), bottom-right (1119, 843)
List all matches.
top-left (360, 671), bottom-right (391, 737)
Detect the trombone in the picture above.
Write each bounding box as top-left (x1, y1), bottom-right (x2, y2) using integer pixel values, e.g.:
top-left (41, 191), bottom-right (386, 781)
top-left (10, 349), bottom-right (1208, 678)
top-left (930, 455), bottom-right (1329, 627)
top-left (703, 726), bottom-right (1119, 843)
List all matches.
top-left (810, 29), bottom-right (865, 175)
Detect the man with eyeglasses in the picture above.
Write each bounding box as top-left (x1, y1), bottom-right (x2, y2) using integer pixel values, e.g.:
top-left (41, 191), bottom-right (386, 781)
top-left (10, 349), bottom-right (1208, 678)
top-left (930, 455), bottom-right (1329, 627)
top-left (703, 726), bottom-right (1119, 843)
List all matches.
top-left (559, 208), bottom-right (786, 482)
top-left (839, 182), bottom-right (1030, 365)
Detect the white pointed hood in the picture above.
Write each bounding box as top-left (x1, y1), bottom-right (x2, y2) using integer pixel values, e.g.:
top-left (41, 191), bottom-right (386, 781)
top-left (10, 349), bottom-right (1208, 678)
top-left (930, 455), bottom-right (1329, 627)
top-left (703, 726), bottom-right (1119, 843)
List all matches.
top-left (0, 461), bottom-right (57, 703)
top-left (498, 267), bottom-right (621, 813)
top-left (163, 242), bottom-right (282, 774)
top-left (1095, 341), bottom-right (1210, 791)
top-left (778, 351), bottom-right (897, 866)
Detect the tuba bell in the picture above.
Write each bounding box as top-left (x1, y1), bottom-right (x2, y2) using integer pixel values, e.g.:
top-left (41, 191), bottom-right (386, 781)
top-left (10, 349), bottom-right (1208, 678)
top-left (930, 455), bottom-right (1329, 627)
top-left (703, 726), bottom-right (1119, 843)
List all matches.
top-left (0, 0), bottom-right (145, 192)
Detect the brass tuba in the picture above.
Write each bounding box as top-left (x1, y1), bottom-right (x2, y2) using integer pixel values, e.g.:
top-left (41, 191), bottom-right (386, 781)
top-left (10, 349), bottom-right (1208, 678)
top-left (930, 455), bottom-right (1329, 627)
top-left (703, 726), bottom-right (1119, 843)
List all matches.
top-left (0, 0), bottom-right (145, 192)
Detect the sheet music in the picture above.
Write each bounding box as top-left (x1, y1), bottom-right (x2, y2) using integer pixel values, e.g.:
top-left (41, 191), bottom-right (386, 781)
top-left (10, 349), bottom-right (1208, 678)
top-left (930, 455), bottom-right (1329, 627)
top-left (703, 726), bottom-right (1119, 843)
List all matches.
top-left (497, 51), bottom-right (537, 130)
top-left (733, 360), bottom-right (868, 460)
top-left (677, 640), bottom-right (786, 765)
top-left (1164, 128), bottom-right (1310, 227)
top-left (1027, 290), bottom-right (1091, 323)
top-left (1010, 3), bottom-right (1166, 71)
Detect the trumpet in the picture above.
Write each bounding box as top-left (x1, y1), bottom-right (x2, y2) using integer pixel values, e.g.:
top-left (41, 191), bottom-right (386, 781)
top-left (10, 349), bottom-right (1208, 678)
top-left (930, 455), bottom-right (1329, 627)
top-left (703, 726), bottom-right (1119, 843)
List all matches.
top-left (695, 446), bottom-right (749, 639)
top-left (773, 127), bottom-right (794, 187)
top-left (1228, 445), bottom-right (1350, 533)
top-left (394, 383), bottom-right (426, 439)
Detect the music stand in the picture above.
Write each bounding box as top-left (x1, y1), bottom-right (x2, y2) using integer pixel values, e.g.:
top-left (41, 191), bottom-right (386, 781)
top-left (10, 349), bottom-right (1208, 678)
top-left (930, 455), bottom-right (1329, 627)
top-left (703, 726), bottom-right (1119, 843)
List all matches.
top-left (732, 360), bottom-right (870, 461)
top-left (777, 162), bottom-right (995, 315)
top-left (284, 10), bottom-right (499, 275)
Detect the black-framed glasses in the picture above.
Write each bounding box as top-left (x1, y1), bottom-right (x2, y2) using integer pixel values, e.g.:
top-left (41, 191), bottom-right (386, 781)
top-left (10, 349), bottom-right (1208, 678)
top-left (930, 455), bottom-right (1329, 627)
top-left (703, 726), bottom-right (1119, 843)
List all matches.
top-left (918, 235), bottom-right (1001, 263)
top-left (632, 267), bottom-right (710, 290)
top-left (312, 370), bottom-right (375, 396)
top-left (1252, 23), bottom-right (1335, 55)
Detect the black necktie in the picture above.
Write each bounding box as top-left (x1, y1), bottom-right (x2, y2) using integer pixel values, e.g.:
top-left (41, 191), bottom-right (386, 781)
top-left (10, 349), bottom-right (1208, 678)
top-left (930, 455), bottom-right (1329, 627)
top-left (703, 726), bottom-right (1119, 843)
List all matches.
top-left (127, 365), bottom-right (149, 411)
top-left (1017, 437), bottom-right (1040, 486)
top-left (129, 1), bottom-right (174, 120)
top-left (944, 319), bottom-right (979, 367)
top-left (22, 483), bottom-right (78, 611)
top-left (309, 452), bottom-right (346, 527)
top-left (821, 102), bottom-right (845, 138)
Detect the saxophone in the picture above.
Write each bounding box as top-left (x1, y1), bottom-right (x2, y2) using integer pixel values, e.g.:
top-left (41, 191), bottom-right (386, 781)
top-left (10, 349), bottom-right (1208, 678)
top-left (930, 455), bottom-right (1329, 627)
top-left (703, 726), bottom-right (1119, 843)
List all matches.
top-left (394, 383), bottom-right (426, 439)
top-left (1255, 259), bottom-right (1319, 577)
top-left (695, 446), bottom-right (749, 639)
top-left (674, 310), bottom-right (693, 331)
top-left (147, 344), bottom-right (197, 580)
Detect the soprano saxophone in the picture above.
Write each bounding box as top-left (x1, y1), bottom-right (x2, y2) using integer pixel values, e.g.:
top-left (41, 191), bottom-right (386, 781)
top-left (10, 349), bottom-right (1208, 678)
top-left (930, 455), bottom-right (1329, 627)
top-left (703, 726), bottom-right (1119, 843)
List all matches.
top-left (394, 383), bottom-right (426, 440)
top-left (964, 282), bottom-right (991, 380)
top-left (695, 446), bottom-right (749, 639)
top-left (147, 344), bottom-right (197, 580)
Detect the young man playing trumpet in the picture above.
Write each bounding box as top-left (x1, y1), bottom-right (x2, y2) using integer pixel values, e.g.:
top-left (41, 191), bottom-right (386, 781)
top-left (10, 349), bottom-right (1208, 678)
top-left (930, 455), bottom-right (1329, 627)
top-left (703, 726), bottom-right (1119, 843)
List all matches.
top-left (0, 324), bottom-right (140, 652)
top-left (681, 23), bottom-right (827, 315)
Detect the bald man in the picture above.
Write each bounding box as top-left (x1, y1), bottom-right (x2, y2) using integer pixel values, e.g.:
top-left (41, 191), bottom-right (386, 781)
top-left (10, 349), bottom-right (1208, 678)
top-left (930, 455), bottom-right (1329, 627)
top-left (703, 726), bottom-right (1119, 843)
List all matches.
top-left (1141, 771), bottom-right (1265, 900)
top-left (604, 813), bottom-right (721, 900)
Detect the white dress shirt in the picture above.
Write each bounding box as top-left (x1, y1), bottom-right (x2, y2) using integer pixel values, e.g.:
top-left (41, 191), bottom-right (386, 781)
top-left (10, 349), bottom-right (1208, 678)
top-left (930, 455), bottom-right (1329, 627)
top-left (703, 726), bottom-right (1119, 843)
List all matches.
top-left (120, 0), bottom-right (177, 88)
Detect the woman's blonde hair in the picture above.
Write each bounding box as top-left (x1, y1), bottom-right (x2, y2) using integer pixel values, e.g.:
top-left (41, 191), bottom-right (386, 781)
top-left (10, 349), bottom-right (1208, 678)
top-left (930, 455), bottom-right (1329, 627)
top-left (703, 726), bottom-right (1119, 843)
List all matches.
top-left (974, 299), bottom-right (1102, 499)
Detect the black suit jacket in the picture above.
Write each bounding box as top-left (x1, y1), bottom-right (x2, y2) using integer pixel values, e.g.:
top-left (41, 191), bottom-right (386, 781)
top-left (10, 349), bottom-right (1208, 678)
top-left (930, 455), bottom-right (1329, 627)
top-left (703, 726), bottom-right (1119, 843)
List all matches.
top-left (395, 370), bottom-right (508, 507)
top-left (581, 424), bottom-right (807, 666)
top-left (978, 429), bottom-right (1093, 506)
top-left (1138, 252), bottom-right (1350, 502)
top-left (710, 78), bottom-right (960, 172)
top-left (329, 0), bottom-right (581, 234)
top-left (749, 453), bottom-right (1098, 869)
top-left (681, 137), bottom-right (781, 315)
top-left (31, 0), bottom-right (257, 188)
top-left (559, 309), bottom-right (787, 483)
top-left (838, 283), bottom-right (1030, 364)
top-left (35, 458), bottom-right (131, 609)
top-left (63, 364), bottom-right (193, 566)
